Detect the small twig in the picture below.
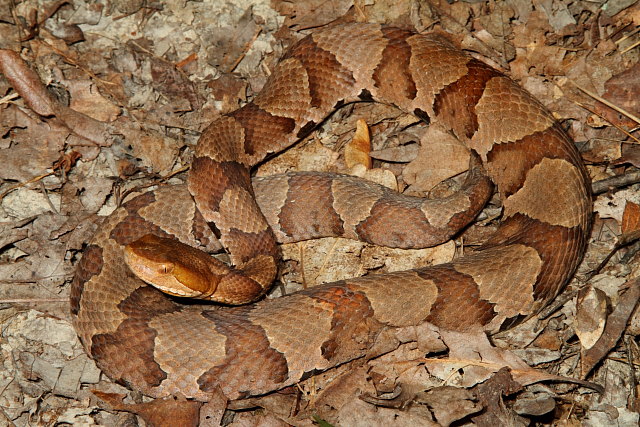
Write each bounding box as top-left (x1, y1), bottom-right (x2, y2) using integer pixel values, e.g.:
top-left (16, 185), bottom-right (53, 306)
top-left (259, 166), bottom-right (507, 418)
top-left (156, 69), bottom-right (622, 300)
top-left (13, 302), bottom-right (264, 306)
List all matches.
top-left (615, 26), bottom-right (640, 45)
top-left (0, 92), bottom-right (19, 104)
top-left (116, 164), bottom-right (190, 206)
top-left (625, 336), bottom-right (639, 410)
top-left (227, 27), bottom-right (263, 73)
top-left (0, 171), bottom-right (55, 202)
top-left (620, 39), bottom-right (640, 54)
top-left (38, 180), bottom-right (59, 215)
top-left (537, 288), bottom-right (579, 321)
top-left (0, 298), bottom-right (68, 304)
top-left (592, 169), bottom-right (640, 194)
top-left (620, 240), bottom-right (640, 264)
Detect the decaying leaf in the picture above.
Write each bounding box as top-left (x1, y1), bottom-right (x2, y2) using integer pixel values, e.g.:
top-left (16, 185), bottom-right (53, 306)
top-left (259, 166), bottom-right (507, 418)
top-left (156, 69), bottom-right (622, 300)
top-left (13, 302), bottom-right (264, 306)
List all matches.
top-left (471, 368), bottom-right (528, 426)
top-left (575, 284), bottom-right (609, 350)
top-left (513, 391), bottom-right (556, 416)
top-left (621, 201), bottom-right (640, 244)
top-left (417, 386), bottom-right (482, 426)
top-left (345, 118), bottom-right (372, 170)
top-left (403, 125), bottom-right (469, 193)
top-left (2, 0), bottom-right (639, 425)
top-left (426, 328), bottom-right (601, 391)
top-left (581, 278), bottom-right (640, 378)
top-left (0, 49), bottom-right (56, 116)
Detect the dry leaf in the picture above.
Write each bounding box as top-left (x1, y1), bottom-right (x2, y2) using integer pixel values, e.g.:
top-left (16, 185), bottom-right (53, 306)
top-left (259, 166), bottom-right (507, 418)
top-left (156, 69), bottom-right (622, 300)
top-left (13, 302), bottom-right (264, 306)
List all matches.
top-left (427, 328), bottom-right (601, 392)
top-left (594, 62), bottom-right (640, 129)
top-left (471, 368), bottom-right (527, 426)
top-left (575, 284), bottom-right (609, 350)
top-left (613, 145), bottom-right (640, 169)
top-left (370, 142), bottom-right (419, 163)
top-left (345, 119), bottom-right (372, 170)
top-left (621, 201), bottom-right (640, 244)
top-left (0, 49), bottom-right (55, 116)
top-left (349, 165), bottom-right (398, 191)
top-left (418, 386), bottom-right (482, 426)
top-left (66, 80), bottom-right (121, 122)
top-left (581, 278), bottom-right (640, 378)
top-left (273, 0), bottom-right (354, 30)
top-left (403, 125), bottom-right (469, 192)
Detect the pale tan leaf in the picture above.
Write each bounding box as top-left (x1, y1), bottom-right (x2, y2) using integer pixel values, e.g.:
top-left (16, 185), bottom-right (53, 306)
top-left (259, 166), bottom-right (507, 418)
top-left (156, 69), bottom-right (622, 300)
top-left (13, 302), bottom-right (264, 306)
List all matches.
top-left (403, 125), bottom-right (469, 192)
top-left (575, 284), bottom-right (609, 350)
top-left (345, 119), bottom-right (372, 169)
top-left (66, 80), bottom-right (121, 122)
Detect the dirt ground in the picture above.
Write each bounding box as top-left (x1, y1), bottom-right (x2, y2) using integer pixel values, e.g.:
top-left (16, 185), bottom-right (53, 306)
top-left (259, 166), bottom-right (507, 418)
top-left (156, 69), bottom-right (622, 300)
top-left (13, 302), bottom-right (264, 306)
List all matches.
top-left (1, 0), bottom-right (640, 425)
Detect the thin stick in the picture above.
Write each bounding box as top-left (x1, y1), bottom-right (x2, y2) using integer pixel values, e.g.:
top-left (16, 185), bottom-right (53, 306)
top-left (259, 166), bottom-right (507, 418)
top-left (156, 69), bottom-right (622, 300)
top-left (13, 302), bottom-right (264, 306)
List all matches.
top-left (0, 171), bottom-right (55, 201)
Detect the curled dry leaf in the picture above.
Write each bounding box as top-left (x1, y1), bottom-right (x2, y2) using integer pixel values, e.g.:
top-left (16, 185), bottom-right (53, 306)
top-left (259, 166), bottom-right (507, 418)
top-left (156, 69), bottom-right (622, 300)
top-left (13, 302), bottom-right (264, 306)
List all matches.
top-left (52, 151), bottom-right (82, 175)
top-left (575, 284), bottom-right (609, 350)
top-left (345, 118), bottom-right (372, 170)
top-left (0, 47), bottom-right (114, 160)
top-left (0, 49), bottom-right (55, 116)
top-left (581, 278), bottom-right (640, 378)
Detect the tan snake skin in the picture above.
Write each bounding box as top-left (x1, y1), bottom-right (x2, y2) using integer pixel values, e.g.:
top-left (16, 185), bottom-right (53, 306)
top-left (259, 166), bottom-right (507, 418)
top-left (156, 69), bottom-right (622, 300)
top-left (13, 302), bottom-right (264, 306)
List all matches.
top-left (70, 23), bottom-right (592, 401)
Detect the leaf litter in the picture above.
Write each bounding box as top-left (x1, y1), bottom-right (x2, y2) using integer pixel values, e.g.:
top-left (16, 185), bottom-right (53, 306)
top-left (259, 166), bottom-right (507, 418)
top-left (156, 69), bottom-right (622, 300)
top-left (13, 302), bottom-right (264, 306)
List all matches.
top-left (1, 0), bottom-right (640, 425)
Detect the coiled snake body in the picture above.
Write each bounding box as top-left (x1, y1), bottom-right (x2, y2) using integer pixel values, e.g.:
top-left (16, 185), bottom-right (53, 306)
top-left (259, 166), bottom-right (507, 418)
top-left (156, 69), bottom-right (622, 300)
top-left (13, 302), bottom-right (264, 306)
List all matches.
top-left (70, 23), bottom-right (592, 400)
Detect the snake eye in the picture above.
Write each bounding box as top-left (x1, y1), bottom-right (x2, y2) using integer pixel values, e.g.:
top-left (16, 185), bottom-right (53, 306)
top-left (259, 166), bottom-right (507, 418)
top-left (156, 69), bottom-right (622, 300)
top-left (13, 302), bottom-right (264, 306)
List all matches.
top-left (159, 264), bottom-right (174, 274)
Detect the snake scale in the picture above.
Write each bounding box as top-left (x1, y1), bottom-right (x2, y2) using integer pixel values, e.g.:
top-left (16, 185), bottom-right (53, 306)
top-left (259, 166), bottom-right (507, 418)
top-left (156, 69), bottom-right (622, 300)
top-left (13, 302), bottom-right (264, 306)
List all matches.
top-left (70, 23), bottom-right (592, 401)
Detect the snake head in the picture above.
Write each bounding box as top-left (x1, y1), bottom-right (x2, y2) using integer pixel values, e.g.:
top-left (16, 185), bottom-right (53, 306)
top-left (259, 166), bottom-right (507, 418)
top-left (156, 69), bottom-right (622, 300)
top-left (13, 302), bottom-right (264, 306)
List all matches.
top-left (124, 234), bottom-right (220, 299)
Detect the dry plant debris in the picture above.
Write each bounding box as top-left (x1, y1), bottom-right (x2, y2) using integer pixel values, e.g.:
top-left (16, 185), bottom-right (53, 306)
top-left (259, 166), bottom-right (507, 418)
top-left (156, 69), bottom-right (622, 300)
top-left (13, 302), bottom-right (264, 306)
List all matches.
top-left (1, 0), bottom-right (640, 426)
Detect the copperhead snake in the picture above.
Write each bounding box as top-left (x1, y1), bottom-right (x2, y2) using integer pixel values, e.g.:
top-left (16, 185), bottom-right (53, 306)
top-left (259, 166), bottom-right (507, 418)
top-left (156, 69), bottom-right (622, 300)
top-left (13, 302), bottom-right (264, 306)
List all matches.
top-left (70, 23), bottom-right (592, 401)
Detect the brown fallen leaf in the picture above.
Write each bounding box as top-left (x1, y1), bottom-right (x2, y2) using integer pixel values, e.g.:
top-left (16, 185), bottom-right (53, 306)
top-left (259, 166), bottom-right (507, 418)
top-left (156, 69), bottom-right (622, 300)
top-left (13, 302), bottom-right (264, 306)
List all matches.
top-left (0, 47), bottom-right (114, 157)
top-left (417, 386), bottom-right (482, 427)
top-left (581, 278), bottom-right (640, 378)
top-left (575, 284), bottom-right (609, 350)
top-left (345, 118), bottom-right (372, 170)
top-left (621, 201), bottom-right (640, 244)
top-left (594, 62), bottom-right (640, 129)
top-left (370, 142), bottom-right (419, 163)
top-left (471, 367), bottom-right (528, 427)
top-left (426, 328), bottom-right (602, 392)
top-left (52, 151), bottom-right (82, 176)
top-left (0, 49), bottom-right (56, 115)
top-left (203, 7), bottom-right (261, 74)
top-left (273, 0), bottom-right (354, 30)
top-left (66, 80), bottom-right (121, 122)
top-left (513, 391), bottom-right (556, 417)
top-left (612, 145), bottom-right (640, 169)
top-left (403, 124), bottom-right (469, 193)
